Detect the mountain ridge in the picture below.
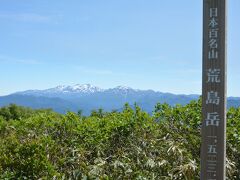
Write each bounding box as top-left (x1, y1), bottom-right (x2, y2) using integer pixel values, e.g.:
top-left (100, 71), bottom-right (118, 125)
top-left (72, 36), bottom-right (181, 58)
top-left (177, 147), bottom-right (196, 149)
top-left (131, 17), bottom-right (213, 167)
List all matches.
top-left (1, 84), bottom-right (239, 115)
top-left (14, 84), bottom-right (200, 97)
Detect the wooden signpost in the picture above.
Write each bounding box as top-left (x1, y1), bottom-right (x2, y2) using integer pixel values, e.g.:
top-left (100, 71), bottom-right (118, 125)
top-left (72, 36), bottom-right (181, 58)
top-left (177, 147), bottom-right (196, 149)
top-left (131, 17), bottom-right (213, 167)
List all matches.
top-left (201, 0), bottom-right (227, 179)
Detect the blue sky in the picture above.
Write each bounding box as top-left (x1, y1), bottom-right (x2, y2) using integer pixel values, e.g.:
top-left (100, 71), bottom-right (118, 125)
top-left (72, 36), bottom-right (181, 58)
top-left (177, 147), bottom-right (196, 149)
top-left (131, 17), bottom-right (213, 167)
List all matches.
top-left (0, 0), bottom-right (239, 96)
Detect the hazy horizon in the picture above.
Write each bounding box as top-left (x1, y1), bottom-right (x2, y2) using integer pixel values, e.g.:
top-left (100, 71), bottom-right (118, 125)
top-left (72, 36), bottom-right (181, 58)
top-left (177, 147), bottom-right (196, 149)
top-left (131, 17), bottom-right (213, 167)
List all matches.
top-left (1, 1), bottom-right (239, 96)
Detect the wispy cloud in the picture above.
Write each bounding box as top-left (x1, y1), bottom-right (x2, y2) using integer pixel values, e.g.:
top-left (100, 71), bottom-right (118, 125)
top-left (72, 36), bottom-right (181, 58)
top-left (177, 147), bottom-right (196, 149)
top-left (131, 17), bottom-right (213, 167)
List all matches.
top-left (0, 12), bottom-right (51, 23)
top-left (0, 55), bottom-right (42, 65)
top-left (75, 66), bottom-right (113, 75)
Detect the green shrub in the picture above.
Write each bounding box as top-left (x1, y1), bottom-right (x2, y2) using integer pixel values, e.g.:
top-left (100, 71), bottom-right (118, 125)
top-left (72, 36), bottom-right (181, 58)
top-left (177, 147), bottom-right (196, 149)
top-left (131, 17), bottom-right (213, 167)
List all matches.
top-left (0, 101), bottom-right (239, 179)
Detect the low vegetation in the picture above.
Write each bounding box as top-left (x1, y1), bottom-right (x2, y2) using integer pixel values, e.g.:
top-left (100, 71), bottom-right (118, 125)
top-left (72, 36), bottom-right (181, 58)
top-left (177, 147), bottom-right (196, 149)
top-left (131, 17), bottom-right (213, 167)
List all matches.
top-left (0, 101), bottom-right (239, 179)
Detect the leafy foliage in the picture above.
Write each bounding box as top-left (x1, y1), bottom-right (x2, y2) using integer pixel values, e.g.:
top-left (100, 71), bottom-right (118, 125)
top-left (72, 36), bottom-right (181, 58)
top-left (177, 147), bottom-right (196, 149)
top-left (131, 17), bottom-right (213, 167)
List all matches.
top-left (0, 100), bottom-right (239, 179)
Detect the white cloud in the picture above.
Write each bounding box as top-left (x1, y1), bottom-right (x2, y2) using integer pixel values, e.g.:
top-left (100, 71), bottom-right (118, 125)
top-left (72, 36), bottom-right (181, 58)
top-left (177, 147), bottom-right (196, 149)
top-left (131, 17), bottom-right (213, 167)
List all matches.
top-left (0, 55), bottom-right (42, 65)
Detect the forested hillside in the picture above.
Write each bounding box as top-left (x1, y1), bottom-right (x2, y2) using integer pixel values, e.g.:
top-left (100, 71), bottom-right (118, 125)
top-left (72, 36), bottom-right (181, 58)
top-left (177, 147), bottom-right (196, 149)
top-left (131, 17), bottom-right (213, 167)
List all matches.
top-left (0, 100), bottom-right (239, 179)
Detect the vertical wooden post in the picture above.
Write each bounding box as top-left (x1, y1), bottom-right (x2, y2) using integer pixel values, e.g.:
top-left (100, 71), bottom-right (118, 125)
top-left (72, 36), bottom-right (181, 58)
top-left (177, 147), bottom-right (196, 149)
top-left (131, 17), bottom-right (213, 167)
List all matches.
top-left (201, 0), bottom-right (227, 179)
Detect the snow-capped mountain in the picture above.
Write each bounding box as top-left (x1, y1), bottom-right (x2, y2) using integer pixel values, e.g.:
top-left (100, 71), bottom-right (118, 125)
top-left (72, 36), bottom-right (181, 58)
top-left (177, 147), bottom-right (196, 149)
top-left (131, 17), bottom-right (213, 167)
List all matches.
top-left (15, 84), bottom-right (104, 97)
top-left (14, 84), bottom-right (143, 97)
top-left (1, 84), bottom-right (239, 115)
top-left (107, 86), bottom-right (139, 94)
top-left (3, 84), bottom-right (200, 114)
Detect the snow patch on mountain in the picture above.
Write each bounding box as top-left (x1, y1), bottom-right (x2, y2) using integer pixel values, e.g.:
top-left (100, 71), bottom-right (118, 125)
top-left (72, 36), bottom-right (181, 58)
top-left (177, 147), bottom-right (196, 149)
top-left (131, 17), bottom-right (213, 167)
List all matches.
top-left (53, 84), bottom-right (103, 93)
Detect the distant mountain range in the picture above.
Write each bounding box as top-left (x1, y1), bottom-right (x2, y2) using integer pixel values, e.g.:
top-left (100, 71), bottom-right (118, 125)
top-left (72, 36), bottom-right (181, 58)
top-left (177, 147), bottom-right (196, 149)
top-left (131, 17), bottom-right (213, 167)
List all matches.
top-left (0, 84), bottom-right (239, 115)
